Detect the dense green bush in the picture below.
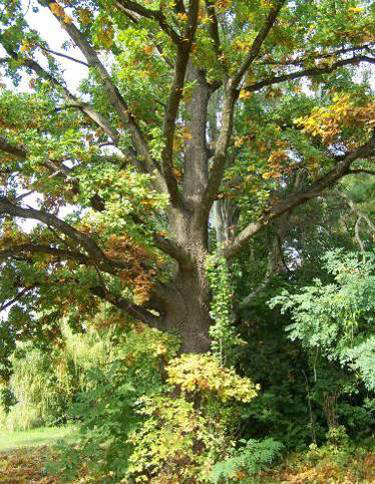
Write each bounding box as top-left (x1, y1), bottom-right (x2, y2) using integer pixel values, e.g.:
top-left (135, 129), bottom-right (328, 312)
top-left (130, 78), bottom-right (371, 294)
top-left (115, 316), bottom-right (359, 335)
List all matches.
top-left (270, 250), bottom-right (375, 435)
top-left (49, 324), bottom-right (266, 483)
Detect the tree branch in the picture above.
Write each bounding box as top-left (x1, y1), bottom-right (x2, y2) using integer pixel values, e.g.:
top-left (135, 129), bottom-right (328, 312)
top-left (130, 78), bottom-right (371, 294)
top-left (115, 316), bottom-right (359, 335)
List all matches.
top-left (329, 190), bottom-right (375, 251)
top-left (111, 5), bottom-right (174, 69)
top-left (90, 285), bottom-right (164, 330)
top-left (239, 215), bottom-right (291, 309)
top-left (196, 2), bottom-right (285, 222)
top-left (0, 51), bottom-right (119, 144)
top-left (0, 286), bottom-right (35, 312)
top-left (245, 55), bottom-right (375, 93)
top-left (0, 243), bottom-right (90, 264)
top-left (0, 197), bottom-right (111, 266)
top-left (260, 44), bottom-right (374, 67)
top-left (205, 0), bottom-right (227, 74)
top-left (347, 168), bottom-right (375, 176)
top-left (0, 137), bottom-right (190, 266)
top-left (223, 132), bottom-right (375, 258)
top-left (355, 216), bottom-right (365, 252)
top-left (114, 0), bottom-right (181, 44)
top-left (0, 136), bottom-right (27, 159)
top-left (153, 233), bottom-right (192, 268)
top-left (36, 43), bottom-right (89, 66)
top-left (161, 0), bottom-right (200, 206)
top-left (45, 1), bottom-right (163, 188)
top-left (232, 0), bottom-right (285, 88)
top-left (196, 89), bottom-right (237, 225)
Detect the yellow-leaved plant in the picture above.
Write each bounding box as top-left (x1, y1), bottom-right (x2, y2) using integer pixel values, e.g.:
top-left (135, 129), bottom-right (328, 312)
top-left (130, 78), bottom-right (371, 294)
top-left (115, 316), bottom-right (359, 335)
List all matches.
top-left (167, 353), bottom-right (259, 403)
top-left (125, 353), bottom-right (259, 482)
top-left (126, 395), bottom-right (226, 483)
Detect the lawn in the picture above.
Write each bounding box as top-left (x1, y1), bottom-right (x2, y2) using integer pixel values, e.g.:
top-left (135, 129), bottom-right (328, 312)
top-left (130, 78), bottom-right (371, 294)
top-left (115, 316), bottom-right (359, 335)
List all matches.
top-left (0, 425), bottom-right (76, 451)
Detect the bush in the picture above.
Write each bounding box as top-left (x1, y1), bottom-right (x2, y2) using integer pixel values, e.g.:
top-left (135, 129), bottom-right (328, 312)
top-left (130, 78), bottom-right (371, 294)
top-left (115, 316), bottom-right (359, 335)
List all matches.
top-left (50, 323), bottom-right (179, 482)
top-left (50, 326), bottom-right (261, 483)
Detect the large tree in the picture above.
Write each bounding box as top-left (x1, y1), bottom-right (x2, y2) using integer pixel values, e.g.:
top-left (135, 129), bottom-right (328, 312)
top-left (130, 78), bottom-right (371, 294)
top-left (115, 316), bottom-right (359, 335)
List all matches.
top-left (0, 0), bottom-right (374, 357)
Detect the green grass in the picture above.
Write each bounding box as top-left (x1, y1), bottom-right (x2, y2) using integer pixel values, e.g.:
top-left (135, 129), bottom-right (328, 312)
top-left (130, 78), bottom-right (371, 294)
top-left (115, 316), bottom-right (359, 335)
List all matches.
top-left (0, 425), bottom-right (76, 451)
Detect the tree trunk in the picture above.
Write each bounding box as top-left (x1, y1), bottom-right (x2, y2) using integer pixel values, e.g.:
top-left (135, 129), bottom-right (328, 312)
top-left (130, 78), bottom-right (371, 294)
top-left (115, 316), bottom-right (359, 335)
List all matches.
top-left (159, 208), bottom-right (212, 353)
top-left (163, 268), bottom-right (212, 353)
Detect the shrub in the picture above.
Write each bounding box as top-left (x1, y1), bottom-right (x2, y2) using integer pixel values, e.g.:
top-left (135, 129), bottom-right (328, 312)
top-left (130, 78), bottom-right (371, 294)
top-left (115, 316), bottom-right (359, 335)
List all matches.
top-left (50, 323), bottom-right (179, 482)
top-left (51, 330), bottom-right (260, 482)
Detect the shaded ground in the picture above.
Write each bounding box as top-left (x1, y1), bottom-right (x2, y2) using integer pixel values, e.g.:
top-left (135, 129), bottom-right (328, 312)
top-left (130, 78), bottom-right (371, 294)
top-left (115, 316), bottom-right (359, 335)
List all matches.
top-left (2, 447), bottom-right (375, 483)
top-left (0, 429), bottom-right (374, 483)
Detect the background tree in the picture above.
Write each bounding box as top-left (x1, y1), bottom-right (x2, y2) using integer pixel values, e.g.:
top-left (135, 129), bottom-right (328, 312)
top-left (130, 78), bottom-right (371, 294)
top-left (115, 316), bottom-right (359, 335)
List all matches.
top-left (0, 0), bottom-right (374, 360)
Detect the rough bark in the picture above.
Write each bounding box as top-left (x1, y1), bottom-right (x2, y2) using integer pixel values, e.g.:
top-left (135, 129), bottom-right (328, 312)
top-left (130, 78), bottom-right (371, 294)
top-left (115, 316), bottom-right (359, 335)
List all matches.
top-left (161, 207), bottom-right (212, 353)
top-left (163, 268), bottom-right (212, 353)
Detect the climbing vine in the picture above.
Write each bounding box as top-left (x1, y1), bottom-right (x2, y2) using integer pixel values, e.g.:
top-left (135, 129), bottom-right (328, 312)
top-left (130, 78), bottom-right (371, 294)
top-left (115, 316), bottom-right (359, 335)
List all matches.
top-left (206, 255), bottom-right (243, 366)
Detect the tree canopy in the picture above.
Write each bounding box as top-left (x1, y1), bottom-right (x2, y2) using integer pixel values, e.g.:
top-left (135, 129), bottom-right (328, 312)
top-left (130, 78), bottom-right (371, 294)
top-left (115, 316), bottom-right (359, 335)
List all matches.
top-left (0, 0), bottom-right (374, 365)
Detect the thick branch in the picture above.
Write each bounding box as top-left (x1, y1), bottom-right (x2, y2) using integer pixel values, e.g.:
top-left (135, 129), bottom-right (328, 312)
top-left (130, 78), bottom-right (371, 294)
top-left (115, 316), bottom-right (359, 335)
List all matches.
top-left (223, 133), bottom-right (375, 258)
top-left (45, 1), bottom-right (162, 186)
top-left (90, 285), bottom-right (164, 329)
top-left (205, 0), bottom-right (227, 74)
top-left (0, 243), bottom-right (90, 264)
top-left (0, 136), bottom-right (26, 159)
top-left (183, 65), bottom-right (210, 206)
top-left (0, 137), bottom-right (189, 266)
top-left (197, 90), bottom-right (237, 225)
top-left (0, 197), bottom-right (110, 266)
top-left (161, 0), bottom-right (200, 205)
top-left (197, 2), bottom-right (285, 222)
top-left (153, 233), bottom-right (192, 268)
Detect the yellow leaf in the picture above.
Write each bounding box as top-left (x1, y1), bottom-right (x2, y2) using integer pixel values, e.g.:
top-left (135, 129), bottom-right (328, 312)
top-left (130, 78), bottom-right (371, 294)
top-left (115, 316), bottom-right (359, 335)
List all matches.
top-left (348, 7), bottom-right (363, 13)
top-left (239, 90), bottom-right (252, 100)
top-left (49, 2), bottom-right (65, 17)
top-left (176, 12), bottom-right (188, 21)
top-left (143, 45), bottom-right (153, 55)
top-left (64, 13), bottom-right (73, 24)
top-left (20, 40), bottom-right (32, 53)
top-left (77, 7), bottom-right (92, 25)
top-left (182, 128), bottom-right (192, 141)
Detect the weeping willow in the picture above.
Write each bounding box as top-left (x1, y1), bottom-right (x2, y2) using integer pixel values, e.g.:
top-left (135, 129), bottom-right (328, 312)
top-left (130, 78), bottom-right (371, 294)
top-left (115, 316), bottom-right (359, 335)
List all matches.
top-left (0, 318), bottom-right (115, 431)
